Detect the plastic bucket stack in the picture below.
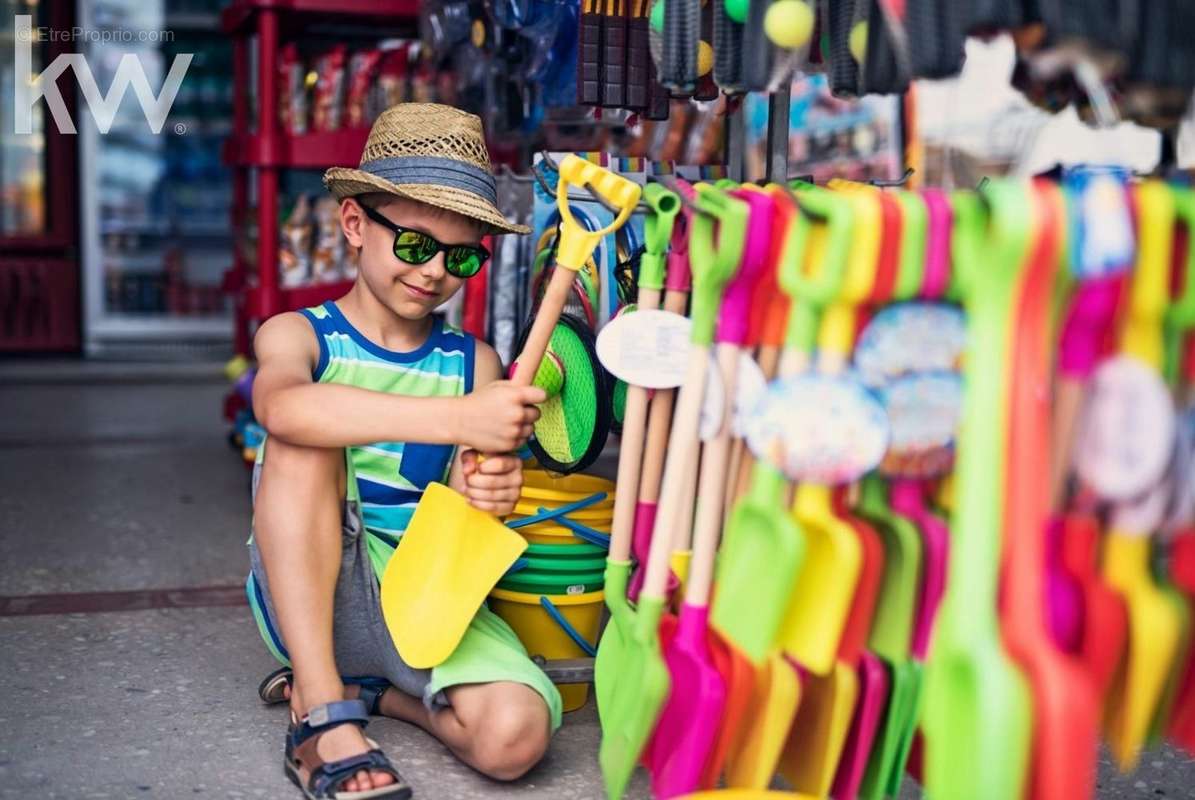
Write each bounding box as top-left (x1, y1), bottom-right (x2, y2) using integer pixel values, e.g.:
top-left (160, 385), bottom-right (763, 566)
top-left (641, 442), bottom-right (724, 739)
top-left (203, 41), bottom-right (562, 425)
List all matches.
top-left (490, 469), bottom-right (615, 711)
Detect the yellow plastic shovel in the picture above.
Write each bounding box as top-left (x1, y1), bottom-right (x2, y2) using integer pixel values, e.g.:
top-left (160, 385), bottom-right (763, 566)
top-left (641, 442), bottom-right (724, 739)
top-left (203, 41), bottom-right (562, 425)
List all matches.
top-left (380, 156), bottom-right (641, 668)
top-left (777, 184), bottom-right (878, 798)
top-left (1102, 180), bottom-right (1183, 770)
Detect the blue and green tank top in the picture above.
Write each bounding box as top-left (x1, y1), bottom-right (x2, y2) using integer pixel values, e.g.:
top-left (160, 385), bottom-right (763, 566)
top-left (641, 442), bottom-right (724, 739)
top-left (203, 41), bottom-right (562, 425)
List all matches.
top-left (274, 300), bottom-right (475, 576)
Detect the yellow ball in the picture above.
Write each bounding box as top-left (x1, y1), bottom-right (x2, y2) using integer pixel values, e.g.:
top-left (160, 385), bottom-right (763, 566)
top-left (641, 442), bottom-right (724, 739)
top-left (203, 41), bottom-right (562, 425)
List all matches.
top-left (764, 0), bottom-right (814, 50)
top-left (849, 21), bottom-right (868, 64)
top-left (697, 40), bottom-right (714, 76)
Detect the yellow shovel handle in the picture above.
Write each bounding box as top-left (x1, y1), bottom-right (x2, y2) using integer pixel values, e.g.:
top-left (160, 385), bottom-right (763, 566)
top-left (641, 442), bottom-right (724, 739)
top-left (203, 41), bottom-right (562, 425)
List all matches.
top-left (554, 155), bottom-right (642, 270)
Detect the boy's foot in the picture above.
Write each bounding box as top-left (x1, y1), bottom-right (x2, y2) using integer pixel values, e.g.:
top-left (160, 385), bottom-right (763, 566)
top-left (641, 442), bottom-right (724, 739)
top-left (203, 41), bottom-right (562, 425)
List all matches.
top-left (264, 670), bottom-right (429, 730)
top-left (288, 690), bottom-right (406, 796)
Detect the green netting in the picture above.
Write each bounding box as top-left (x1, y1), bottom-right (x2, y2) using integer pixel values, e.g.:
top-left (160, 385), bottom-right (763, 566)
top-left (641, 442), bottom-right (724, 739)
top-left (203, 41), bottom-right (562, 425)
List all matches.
top-left (535, 320), bottom-right (598, 465)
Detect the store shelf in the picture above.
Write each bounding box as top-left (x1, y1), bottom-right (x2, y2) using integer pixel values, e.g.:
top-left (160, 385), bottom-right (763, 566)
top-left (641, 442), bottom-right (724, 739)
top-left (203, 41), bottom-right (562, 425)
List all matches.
top-left (246, 280), bottom-right (354, 316)
top-left (221, 0), bottom-right (419, 35)
top-left (88, 314), bottom-right (233, 339)
top-left (223, 129), bottom-right (370, 169)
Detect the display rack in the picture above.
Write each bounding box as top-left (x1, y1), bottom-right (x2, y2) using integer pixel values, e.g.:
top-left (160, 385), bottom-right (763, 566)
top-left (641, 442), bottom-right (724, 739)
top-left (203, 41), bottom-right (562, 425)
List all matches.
top-left (220, 0), bottom-right (420, 355)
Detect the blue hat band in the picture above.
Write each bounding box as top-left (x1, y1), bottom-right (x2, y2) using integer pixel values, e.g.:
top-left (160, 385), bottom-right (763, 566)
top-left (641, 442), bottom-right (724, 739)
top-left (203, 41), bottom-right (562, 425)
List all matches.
top-left (359, 156), bottom-right (497, 206)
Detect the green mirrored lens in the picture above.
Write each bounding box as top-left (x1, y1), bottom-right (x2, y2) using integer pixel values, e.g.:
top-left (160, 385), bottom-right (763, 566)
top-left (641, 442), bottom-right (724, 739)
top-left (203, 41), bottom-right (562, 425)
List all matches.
top-left (446, 248), bottom-right (483, 277)
top-left (394, 230), bottom-right (437, 263)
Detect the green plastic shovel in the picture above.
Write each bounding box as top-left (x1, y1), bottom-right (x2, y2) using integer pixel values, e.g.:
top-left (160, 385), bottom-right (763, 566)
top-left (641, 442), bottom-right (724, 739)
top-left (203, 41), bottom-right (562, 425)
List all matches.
top-left (711, 189), bottom-right (817, 664)
top-left (595, 182), bottom-right (680, 727)
top-left (856, 475), bottom-right (922, 800)
top-left (598, 183), bottom-right (746, 800)
top-left (920, 182), bottom-right (1032, 800)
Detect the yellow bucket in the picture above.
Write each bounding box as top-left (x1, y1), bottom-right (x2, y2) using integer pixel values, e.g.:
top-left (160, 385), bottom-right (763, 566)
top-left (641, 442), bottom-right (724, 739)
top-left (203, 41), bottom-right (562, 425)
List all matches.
top-left (489, 586), bottom-right (604, 713)
top-left (513, 520), bottom-right (613, 544)
top-left (511, 501), bottom-right (614, 521)
top-left (521, 470), bottom-right (615, 502)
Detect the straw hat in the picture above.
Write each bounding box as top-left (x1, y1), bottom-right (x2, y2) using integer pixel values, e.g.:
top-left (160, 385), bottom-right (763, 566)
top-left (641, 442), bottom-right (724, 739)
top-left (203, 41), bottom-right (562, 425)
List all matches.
top-left (323, 103), bottom-right (531, 235)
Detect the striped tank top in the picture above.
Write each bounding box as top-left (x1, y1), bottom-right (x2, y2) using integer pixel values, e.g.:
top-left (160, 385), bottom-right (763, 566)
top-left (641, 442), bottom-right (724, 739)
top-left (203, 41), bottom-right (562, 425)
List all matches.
top-left (298, 300), bottom-right (475, 575)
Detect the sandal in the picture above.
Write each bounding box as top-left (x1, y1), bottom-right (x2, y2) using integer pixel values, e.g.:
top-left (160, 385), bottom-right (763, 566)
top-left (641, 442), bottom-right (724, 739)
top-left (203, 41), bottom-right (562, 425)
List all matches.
top-left (259, 669), bottom-right (391, 717)
top-left (259, 666), bottom-right (293, 704)
top-left (285, 699), bottom-right (412, 800)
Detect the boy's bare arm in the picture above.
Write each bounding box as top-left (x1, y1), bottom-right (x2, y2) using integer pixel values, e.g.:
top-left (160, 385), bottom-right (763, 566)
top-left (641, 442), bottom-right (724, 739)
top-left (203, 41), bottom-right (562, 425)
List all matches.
top-left (253, 314), bottom-right (543, 451)
top-left (448, 341), bottom-right (530, 515)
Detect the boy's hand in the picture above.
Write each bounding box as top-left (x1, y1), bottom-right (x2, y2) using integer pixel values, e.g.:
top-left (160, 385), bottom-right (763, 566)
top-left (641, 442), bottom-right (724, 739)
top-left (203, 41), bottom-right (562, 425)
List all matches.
top-left (456, 381), bottom-right (544, 453)
top-left (459, 452), bottom-right (524, 515)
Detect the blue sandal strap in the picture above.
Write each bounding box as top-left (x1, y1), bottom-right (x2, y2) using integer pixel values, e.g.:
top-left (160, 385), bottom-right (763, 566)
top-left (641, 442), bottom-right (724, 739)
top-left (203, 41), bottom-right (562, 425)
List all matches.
top-left (356, 685), bottom-right (387, 716)
top-left (310, 749), bottom-right (404, 798)
top-left (291, 699), bottom-right (369, 749)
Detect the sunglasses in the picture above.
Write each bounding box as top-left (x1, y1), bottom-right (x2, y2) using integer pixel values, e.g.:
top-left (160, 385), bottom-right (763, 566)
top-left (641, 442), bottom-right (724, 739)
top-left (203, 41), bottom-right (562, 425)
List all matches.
top-left (359, 203), bottom-right (490, 279)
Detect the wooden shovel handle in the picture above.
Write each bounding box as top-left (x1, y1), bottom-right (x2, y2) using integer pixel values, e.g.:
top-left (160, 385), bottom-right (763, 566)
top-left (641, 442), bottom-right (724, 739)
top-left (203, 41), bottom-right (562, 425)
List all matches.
top-left (641, 344), bottom-right (709, 601)
top-left (1050, 378), bottom-right (1084, 513)
top-left (685, 343), bottom-right (740, 607)
top-left (511, 267), bottom-right (576, 388)
top-left (609, 286), bottom-right (663, 561)
top-left (637, 288), bottom-right (689, 506)
top-left (465, 267), bottom-right (577, 469)
top-left (726, 343), bottom-right (781, 505)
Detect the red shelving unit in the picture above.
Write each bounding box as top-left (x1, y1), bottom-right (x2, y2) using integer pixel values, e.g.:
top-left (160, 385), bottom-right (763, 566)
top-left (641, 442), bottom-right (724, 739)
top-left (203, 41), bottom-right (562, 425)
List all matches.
top-left (221, 0), bottom-right (419, 355)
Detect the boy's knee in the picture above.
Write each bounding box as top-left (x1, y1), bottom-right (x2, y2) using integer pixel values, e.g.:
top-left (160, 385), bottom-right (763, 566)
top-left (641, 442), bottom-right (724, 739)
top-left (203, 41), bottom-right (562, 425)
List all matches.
top-left (470, 701), bottom-right (550, 781)
top-left (259, 439), bottom-right (346, 497)
top-left (262, 438), bottom-right (341, 477)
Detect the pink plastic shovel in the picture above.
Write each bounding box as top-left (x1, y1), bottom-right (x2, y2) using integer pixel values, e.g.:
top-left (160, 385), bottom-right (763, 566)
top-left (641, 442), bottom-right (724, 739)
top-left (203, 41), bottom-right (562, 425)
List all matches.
top-left (630, 179), bottom-right (696, 602)
top-left (831, 651), bottom-right (891, 800)
top-left (891, 480), bottom-right (950, 659)
top-left (1048, 277), bottom-right (1122, 649)
top-left (650, 186), bottom-right (771, 799)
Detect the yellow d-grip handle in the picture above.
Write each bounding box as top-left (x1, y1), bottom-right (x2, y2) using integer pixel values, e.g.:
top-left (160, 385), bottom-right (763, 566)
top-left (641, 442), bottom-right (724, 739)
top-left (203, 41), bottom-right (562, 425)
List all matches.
top-left (554, 155), bottom-right (643, 271)
top-left (1120, 181), bottom-right (1173, 371)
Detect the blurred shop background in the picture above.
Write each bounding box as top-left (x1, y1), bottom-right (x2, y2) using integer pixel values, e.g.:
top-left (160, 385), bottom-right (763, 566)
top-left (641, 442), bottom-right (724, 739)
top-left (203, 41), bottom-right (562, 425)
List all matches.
top-left (0, 0), bottom-right (1170, 362)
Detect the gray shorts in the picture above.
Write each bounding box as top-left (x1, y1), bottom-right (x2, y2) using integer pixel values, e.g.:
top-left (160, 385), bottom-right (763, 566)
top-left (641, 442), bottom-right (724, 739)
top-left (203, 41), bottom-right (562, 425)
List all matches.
top-left (246, 462), bottom-right (444, 707)
top-left (245, 455), bottom-right (564, 730)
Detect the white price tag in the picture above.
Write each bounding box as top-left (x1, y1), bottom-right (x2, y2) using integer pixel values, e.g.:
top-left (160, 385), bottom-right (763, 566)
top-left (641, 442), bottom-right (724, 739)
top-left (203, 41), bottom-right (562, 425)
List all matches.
top-left (596, 309), bottom-right (692, 389)
top-left (1074, 356), bottom-right (1175, 502)
top-left (745, 371), bottom-right (889, 485)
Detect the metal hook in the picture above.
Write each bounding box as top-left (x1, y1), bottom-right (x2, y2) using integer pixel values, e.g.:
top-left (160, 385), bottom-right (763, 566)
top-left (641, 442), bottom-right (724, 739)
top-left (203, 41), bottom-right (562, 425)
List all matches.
top-left (495, 164), bottom-right (537, 185)
top-left (868, 167), bottom-right (916, 188)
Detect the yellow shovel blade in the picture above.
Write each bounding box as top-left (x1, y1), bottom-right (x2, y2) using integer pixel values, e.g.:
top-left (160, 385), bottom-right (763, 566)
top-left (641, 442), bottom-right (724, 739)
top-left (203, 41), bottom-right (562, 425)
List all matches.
top-left (726, 654), bottom-right (802, 789)
top-left (380, 483), bottom-right (528, 668)
top-left (779, 660), bottom-right (860, 798)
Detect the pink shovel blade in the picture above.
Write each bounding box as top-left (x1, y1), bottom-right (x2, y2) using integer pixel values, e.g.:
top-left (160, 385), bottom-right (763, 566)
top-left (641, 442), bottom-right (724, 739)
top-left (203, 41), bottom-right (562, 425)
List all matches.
top-left (831, 652), bottom-right (891, 800)
top-left (1046, 514), bottom-right (1084, 653)
top-left (649, 603), bottom-right (728, 799)
top-left (629, 501), bottom-right (680, 601)
top-left (891, 481), bottom-right (949, 660)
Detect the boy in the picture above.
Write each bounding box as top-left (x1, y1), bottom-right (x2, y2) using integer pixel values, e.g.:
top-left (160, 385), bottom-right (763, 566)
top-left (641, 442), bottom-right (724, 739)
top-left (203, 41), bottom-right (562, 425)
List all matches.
top-left (247, 104), bottom-right (561, 800)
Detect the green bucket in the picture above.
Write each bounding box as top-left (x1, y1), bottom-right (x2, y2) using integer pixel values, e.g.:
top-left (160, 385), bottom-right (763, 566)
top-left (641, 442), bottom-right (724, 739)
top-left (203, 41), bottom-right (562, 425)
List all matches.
top-left (521, 555), bottom-right (608, 573)
top-left (498, 569), bottom-right (606, 595)
top-left (523, 541), bottom-right (607, 559)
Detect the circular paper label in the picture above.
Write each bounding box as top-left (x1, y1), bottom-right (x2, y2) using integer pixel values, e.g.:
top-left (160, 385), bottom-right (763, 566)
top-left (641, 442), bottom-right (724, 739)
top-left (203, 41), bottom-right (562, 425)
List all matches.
top-left (1164, 405), bottom-right (1195, 535)
top-left (1074, 355), bottom-right (1176, 502)
top-left (878, 372), bottom-right (962, 479)
top-left (699, 353), bottom-right (724, 442)
top-left (732, 355), bottom-right (768, 438)
top-left (1110, 481), bottom-right (1171, 536)
top-left (854, 302), bottom-right (966, 388)
top-left (744, 371), bottom-right (889, 485)
top-left (596, 308), bottom-right (692, 389)
top-left (698, 351), bottom-right (767, 442)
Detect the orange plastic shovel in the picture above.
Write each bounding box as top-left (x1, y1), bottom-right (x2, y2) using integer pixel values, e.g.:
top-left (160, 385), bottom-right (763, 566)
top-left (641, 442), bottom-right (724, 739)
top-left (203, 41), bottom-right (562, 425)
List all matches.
top-left (999, 180), bottom-right (1099, 800)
